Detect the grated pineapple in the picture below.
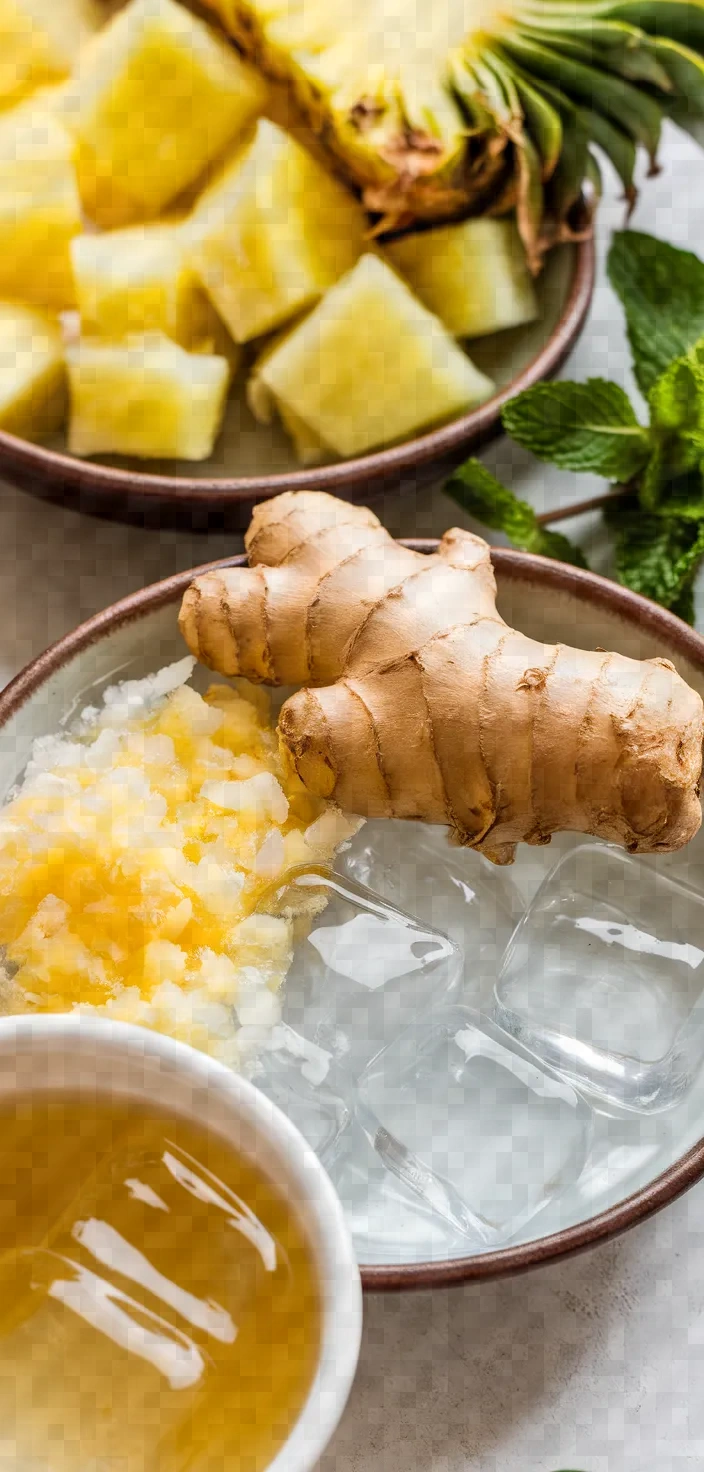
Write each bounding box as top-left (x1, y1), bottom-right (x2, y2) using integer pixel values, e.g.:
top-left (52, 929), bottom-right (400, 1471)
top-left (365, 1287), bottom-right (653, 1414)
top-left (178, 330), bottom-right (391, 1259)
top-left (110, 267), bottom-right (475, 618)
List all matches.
top-left (0, 94), bottom-right (81, 309)
top-left (61, 0), bottom-right (268, 221)
top-left (189, 118), bottom-right (367, 343)
top-left (0, 303), bottom-right (66, 440)
top-left (67, 334), bottom-right (232, 461)
top-left (71, 221), bottom-right (240, 363)
top-left (0, 658), bottom-right (358, 1071)
top-left (253, 252), bottom-right (495, 458)
top-left (387, 219), bottom-right (539, 341)
top-left (0, 0), bottom-right (103, 109)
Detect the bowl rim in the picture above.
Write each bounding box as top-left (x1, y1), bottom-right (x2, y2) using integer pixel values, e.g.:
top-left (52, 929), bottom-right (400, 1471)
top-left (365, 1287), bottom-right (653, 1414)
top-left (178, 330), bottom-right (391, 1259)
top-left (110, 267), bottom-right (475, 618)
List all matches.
top-left (1, 539), bottom-right (703, 1292)
top-left (0, 236), bottom-right (595, 513)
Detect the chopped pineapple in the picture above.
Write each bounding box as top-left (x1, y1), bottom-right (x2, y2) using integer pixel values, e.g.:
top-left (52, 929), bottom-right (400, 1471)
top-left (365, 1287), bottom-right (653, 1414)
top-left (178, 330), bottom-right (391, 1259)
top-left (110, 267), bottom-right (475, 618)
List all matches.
top-left (387, 219), bottom-right (539, 340)
top-left (189, 118), bottom-right (366, 343)
top-left (61, 0), bottom-right (268, 220)
top-left (256, 253), bottom-right (495, 458)
top-left (0, 96), bottom-right (81, 308)
top-left (71, 221), bottom-right (240, 366)
top-left (0, 303), bottom-right (66, 440)
top-left (247, 323), bottom-right (330, 466)
top-left (0, 0), bottom-right (103, 108)
top-left (67, 334), bottom-right (231, 461)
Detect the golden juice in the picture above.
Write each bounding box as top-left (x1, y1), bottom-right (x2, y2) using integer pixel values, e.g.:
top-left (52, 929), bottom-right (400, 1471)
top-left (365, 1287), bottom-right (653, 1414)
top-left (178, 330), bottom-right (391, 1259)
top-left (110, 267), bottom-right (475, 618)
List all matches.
top-left (0, 1094), bottom-right (321, 1470)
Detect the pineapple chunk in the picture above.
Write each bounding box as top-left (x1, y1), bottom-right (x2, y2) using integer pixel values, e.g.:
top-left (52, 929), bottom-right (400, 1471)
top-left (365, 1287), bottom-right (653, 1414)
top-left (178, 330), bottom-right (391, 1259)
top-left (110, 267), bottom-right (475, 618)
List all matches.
top-left (61, 0), bottom-right (267, 220)
top-left (190, 118), bottom-right (366, 343)
top-left (67, 334), bottom-right (231, 460)
top-left (0, 0), bottom-right (103, 108)
top-left (0, 303), bottom-right (66, 439)
top-left (247, 321), bottom-right (330, 465)
top-left (387, 218), bottom-right (539, 340)
top-left (0, 97), bottom-right (81, 308)
top-left (256, 253), bottom-right (495, 457)
top-left (71, 222), bottom-right (240, 367)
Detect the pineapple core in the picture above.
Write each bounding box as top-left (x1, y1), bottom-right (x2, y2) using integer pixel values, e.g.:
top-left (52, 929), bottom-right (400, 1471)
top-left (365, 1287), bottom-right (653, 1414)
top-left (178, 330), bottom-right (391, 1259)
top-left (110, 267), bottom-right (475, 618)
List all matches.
top-left (67, 334), bottom-right (232, 461)
top-left (190, 118), bottom-right (367, 343)
top-left (255, 253), bottom-right (496, 457)
top-left (0, 663), bottom-right (357, 1071)
top-left (61, 0), bottom-right (268, 219)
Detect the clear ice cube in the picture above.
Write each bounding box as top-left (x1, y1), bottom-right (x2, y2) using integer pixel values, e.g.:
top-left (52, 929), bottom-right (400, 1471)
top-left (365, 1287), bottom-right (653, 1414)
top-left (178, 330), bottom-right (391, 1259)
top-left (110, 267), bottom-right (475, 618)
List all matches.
top-left (337, 820), bottom-right (521, 1005)
top-left (494, 842), bottom-right (704, 1113)
top-left (250, 1022), bottom-right (352, 1166)
top-left (261, 869), bottom-right (462, 1078)
top-left (325, 1120), bottom-right (466, 1265)
top-left (357, 1006), bottom-right (591, 1247)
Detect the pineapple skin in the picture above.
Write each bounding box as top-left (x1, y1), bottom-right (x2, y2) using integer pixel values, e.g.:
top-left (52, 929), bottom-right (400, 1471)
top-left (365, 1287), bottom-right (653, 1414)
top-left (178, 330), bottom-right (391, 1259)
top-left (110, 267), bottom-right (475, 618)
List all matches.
top-left (387, 218), bottom-right (539, 339)
top-left (189, 118), bottom-right (367, 343)
top-left (0, 98), bottom-right (81, 309)
top-left (202, 0), bottom-right (471, 228)
top-left (0, 303), bottom-right (66, 441)
top-left (67, 334), bottom-right (231, 461)
top-left (61, 0), bottom-right (268, 220)
top-left (201, 0), bottom-right (704, 265)
top-left (257, 252), bottom-right (495, 458)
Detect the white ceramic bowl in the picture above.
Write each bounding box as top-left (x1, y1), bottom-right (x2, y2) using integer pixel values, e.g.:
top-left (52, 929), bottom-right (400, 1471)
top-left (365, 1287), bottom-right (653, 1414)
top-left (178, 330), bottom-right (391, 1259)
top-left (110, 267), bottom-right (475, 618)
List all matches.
top-left (0, 1013), bottom-right (363, 1470)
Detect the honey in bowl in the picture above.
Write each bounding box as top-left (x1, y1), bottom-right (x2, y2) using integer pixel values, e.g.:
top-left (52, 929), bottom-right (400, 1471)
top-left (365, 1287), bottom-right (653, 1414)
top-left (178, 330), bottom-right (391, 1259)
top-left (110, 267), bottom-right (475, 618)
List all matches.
top-left (0, 1094), bottom-right (321, 1470)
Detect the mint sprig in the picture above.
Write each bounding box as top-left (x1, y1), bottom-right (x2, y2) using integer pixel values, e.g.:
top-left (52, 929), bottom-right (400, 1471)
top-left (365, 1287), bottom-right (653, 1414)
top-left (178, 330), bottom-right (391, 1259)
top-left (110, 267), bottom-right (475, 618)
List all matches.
top-left (446, 459), bottom-right (588, 567)
top-left (444, 229), bottom-right (704, 623)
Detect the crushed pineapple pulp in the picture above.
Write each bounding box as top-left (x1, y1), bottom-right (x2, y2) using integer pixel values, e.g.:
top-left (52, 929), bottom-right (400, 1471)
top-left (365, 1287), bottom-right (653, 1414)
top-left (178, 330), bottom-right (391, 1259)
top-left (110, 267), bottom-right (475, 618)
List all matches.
top-left (0, 656), bottom-right (357, 1071)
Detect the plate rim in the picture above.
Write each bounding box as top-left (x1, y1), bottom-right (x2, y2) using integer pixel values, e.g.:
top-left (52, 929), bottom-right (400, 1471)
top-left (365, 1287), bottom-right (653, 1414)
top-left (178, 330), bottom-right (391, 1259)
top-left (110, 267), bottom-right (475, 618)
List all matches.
top-left (0, 237), bottom-right (595, 521)
top-left (1, 539), bottom-right (703, 1291)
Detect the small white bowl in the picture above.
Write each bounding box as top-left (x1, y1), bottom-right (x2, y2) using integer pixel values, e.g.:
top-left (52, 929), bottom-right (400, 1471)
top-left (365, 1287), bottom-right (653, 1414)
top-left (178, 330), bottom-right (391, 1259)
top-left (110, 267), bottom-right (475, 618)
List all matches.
top-left (0, 1012), bottom-right (363, 1472)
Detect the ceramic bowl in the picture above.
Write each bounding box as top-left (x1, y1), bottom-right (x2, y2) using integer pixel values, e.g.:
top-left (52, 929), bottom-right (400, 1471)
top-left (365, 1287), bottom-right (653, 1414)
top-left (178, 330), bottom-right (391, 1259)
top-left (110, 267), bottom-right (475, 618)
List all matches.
top-left (0, 239), bottom-right (594, 531)
top-left (1, 542), bottom-right (703, 1290)
top-left (0, 1012), bottom-right (363, 1467)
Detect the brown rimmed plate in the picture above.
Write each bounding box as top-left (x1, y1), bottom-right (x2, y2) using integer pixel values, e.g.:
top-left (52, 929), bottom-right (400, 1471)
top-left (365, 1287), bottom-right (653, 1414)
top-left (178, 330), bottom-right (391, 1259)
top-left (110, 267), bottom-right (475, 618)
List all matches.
top-left (1, 539), bottom-right (702, 1292)
top-left (0, 238), bottom-right (594, 531)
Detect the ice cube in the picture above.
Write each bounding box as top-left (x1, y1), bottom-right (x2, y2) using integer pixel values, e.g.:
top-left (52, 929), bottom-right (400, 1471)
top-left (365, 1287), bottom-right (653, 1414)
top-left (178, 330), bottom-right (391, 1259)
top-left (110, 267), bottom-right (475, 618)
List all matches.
top-left (357, 1006), bottom-right (592, 1247)
top-left (325, 1119), bottom-right (466, 1265)
top-left (251, 1022), bottom-right (352, 1165)
top-left (494, 842), bottom-right (704, 1112)
top-left (337, 820), bottom-right (521, 1005)
top-left (261, 870), bottom-right (462, 1076)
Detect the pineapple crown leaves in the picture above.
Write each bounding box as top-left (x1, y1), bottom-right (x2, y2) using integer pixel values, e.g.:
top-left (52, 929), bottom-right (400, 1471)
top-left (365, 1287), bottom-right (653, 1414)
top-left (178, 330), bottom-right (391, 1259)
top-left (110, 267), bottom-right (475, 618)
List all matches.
top-left (445, 1), bottom-right (704, 266)
top-left (445, 229), bottom-right (704, 622)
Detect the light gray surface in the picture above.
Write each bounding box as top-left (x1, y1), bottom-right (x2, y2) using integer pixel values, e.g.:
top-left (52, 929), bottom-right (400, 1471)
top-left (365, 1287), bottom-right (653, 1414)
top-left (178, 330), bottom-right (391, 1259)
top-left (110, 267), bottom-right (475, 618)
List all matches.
top-left (1, 120), bottom-right (703, 1471)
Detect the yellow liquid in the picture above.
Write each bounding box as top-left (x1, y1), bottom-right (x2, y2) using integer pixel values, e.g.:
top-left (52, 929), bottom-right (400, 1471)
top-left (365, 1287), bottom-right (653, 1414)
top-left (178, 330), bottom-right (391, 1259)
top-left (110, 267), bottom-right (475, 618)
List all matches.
top-left (0, 1095), bottom-right (321, 1471)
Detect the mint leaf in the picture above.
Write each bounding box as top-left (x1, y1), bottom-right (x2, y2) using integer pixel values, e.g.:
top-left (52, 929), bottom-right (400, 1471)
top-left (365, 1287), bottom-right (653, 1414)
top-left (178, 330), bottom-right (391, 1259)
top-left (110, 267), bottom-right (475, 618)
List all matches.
top-left (501, 380), bottom-right (649, 480)
top-left (604, 497), bottom-right (704, 621)
top-left (445, 459), bottom-right (588, 568)
top-left (649, 354), bottom-right (704, 433)
top-left (608, 231), bottom-right (704, 394)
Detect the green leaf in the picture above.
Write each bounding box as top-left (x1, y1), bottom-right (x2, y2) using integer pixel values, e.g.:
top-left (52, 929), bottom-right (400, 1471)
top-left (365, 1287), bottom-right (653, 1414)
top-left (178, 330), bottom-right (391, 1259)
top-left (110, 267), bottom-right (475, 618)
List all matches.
top-left (445, 459), bottom-right (588, 567)
top-left (604, 496), bottom-right (704, 620)
top-left (648, 353), bottom-right (704, 431)
top-left (501, 380), bottom-right (650, 478)
top-left (607, 230), bottom-right (704, 393)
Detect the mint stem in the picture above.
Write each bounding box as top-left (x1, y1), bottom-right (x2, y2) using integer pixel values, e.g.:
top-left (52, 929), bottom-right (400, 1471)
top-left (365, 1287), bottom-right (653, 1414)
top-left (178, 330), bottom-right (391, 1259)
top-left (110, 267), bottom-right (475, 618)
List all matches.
top-left (536, 484), bottom-right (628, 526)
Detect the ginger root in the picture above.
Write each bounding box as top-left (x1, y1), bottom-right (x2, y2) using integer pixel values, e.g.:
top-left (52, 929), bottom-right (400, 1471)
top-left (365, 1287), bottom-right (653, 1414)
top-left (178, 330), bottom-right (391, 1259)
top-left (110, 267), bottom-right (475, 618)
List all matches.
top-left (179, 490), bottom-right (704, 865)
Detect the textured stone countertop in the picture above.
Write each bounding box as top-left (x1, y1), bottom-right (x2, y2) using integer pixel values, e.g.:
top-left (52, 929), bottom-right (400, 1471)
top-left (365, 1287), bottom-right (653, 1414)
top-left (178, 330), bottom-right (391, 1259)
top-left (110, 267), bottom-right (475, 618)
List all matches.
top-left (0, 120), bottom-right (702, 1472)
